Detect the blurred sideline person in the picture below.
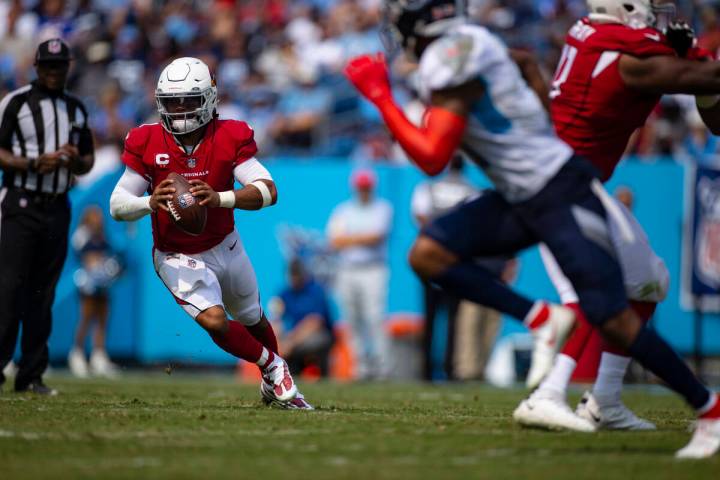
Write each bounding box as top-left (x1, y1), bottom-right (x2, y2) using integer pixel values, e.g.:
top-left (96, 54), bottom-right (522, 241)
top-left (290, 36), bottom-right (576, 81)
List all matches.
top-left (344, 0), bottom-right (720, 457)
top-left (0, 39), bottom-right (94, 396)
top-left (109, 57), bottom-right (311, 409)
top-left (269, 258), bottom-right (334, 377)
top-left (511, 0), bottom-right (720, 453)
top-left (326, 169), bottom-right (393, 380)
top-left (411, 156), bottom-right (508, 381)
top-left (453, 259), bottom-right (516, 381)
top-left (68, 205), bottom-right (122, 379)
top-left (614, 186), bottom-right (634, 210)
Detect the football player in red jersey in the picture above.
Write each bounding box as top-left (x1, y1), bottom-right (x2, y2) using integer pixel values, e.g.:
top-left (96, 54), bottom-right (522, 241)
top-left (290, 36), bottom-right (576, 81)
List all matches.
top-left (109, 57), bottom-right (312, 409)
top-left (513, 0), bottom-right (720, 457)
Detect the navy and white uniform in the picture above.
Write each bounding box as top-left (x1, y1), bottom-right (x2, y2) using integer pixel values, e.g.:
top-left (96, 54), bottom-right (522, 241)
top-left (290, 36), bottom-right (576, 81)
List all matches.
top-left (417, 25), bottom-right (628, 324)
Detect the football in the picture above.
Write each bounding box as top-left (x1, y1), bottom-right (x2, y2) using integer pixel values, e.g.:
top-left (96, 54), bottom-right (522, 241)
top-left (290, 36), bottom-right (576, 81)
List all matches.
top-left (165, 171), bottom-right (207, 236)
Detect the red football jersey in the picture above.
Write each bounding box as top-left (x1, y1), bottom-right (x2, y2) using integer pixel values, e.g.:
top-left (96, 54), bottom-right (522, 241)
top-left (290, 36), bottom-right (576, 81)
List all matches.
top-left (121, 119), bottom-right (258, 254)
top-left (550, 19), bottom-right (676, 180)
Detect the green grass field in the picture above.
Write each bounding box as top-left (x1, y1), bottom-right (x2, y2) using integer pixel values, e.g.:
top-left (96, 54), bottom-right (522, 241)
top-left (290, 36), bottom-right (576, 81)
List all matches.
top-left (0, 374), bottom-right (717, 479)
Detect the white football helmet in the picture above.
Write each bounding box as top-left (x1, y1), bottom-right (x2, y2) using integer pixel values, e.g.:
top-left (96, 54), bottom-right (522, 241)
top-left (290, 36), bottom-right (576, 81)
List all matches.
top-left (586, 0), bottom-right (674, 30)
top-left (156, 57), bottom-right (218, 134)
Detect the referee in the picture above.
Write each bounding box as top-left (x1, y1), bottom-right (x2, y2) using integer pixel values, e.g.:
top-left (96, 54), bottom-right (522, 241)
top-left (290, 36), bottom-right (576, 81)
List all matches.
top-left (0, 39), bottom-right (94, 395)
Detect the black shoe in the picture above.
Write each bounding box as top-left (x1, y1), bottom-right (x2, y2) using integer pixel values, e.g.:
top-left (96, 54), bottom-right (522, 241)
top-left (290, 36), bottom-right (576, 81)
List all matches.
top-left (16, 381), bottom-right (58, 396)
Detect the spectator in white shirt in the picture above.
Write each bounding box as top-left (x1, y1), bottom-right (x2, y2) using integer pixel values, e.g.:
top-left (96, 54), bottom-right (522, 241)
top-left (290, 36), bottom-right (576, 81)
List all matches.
top-left (326, 168), bottom-right (393, 379)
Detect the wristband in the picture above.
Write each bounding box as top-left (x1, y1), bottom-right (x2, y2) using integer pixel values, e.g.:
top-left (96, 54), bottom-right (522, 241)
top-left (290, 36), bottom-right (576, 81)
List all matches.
top-left (28, 157), bottom-right (37, 172)
top-left (696, 94), bottom-right (720, 109)
top-left (218, 190), bottom-right (236, 208)
top-left (250, 181), bottom-right (272, 208)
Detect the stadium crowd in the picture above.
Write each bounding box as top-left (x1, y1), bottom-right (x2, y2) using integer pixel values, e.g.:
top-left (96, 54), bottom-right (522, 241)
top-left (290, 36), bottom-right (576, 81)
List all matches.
top-left (1, 0), bottom-right (720, 168)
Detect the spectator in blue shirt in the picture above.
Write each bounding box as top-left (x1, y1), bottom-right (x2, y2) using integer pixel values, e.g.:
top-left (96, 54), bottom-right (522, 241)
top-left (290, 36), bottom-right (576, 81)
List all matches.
top-left (269, 258), bottom-right (334, 377)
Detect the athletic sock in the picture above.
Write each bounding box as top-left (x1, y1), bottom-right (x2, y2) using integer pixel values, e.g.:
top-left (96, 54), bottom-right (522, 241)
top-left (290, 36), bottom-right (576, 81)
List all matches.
top-left (532, 353), bottom-right (576, 401)
top-left (699, 393), bottom-right (720, 419)
top-left (592, 352), bottom-right (631, 407)
top-left (523, 302), bottom-right (549, 329)
top-left (247, 321), bottom-right (279, 354)
top-left (628, 326), bottom-right (711, 411)
top-left (434, 263), bottom-right (534, 320)
top-left (210, 320), bottom-right (274, 366)
top-left (559, 304), bottom-right (593, 360)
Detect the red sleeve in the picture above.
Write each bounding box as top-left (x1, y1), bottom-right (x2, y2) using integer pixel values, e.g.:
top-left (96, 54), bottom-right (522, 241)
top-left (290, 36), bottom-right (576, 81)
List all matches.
top-left (586, 21), bottom-right (676, 57)
top-left (121, 126), bottom-right (150, 177)
top-left (226, 120), bottom-right (258, 167)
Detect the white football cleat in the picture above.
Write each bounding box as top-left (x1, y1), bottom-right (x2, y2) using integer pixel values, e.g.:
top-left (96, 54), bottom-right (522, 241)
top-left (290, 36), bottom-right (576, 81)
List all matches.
top-left (287, 393), bottom-right (315, 410)
top-left (68, 347), bottom-right (90, 378)
top-left (526, 305), bottom-right (576, 389)
top-left (676, 418), bottom-right (720, 459)
top-left (261, 377), bottom-right (312, 410)
top-left (261, 356), bottom-right (298, 403)
top-left (89, 349), bottom-right (120, 379)
top-left (513, 397), bottom-right (596, 432)
top-left (2, 360), bottom-right (18, 378)
top-left (576, 391), bottom-right (656, 431)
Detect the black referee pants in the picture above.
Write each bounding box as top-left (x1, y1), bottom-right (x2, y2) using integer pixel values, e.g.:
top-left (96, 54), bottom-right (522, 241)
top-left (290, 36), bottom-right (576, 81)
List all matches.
top-left (0, 187), bottom-right (69, 390)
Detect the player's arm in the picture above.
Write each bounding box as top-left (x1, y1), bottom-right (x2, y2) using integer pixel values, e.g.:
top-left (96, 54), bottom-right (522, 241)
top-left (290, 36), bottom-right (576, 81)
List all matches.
top-left (618, 54), bottom-right (720, 94)
top-left (509, 49), bottom-right (550, 112)
top-left (189, 158), bottom-right (278, 210)
top-left (619, 54), bottom-right (720, 133)
top-left (110, 167), bottom-right (172, 221)
top-left (344, 53), bottom-right (471, 176)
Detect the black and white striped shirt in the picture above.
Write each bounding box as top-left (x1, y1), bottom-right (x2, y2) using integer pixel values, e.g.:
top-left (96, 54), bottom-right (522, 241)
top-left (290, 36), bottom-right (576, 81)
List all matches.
top-left (0, 82), bottom-right (93, 194)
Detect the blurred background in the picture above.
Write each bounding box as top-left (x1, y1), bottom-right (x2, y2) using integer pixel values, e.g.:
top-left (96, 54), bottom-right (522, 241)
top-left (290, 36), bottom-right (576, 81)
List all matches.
top-left (1, 0), bottom-right (720, 384)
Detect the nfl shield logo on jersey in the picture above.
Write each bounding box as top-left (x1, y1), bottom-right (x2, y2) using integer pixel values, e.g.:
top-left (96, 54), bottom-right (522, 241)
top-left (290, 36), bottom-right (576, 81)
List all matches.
top-left (696, 176), bottom-right (720, 288)
top-left (186, 158), bottom-right (196, 168)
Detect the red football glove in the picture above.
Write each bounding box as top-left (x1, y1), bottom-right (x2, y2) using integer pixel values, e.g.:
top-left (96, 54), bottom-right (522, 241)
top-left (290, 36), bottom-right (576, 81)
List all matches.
top-left (344, 53), bottom-right (393, 106)
top-left (687, 46), bottom-right (717, 62)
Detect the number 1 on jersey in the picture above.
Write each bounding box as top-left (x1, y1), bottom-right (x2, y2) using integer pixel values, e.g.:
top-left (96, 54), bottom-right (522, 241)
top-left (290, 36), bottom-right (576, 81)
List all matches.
top-left (550, 45), bottom-right (578, 99)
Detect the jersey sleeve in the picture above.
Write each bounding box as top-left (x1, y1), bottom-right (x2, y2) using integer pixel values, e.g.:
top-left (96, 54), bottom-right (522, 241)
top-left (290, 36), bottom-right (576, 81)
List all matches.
top-left (0, 93), bottom-right (19, 149)
top-left (418, 29), bottom-right (499, 94)
top-left (73, 99), bottom-right (94, 156)
top-left (588, 24), bottom-right (676, 58)
top-left (121, 126), bottom-right (150, 177)
top-left (226, 120), bottom-right (258, 167)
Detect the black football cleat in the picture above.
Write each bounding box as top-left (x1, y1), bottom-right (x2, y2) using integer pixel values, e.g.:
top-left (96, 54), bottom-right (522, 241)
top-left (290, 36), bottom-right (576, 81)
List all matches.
top-left (16, 381), bottom-right (58, 396)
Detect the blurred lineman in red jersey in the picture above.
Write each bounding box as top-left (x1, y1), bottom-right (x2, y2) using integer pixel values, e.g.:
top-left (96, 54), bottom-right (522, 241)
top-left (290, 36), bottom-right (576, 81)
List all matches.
top-left (109, 57), bottom-right (312, 409)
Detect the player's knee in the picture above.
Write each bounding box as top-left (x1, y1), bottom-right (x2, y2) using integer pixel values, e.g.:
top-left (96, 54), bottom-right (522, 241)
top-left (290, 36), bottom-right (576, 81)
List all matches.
top-left (409, 235), bottom-right (456, 280)
top-left (196, 306), bottom-right (228, 335)
top-left (232, 303), bottom-right (262, 327)
top-left (599, 308), bottom-right (642, 350)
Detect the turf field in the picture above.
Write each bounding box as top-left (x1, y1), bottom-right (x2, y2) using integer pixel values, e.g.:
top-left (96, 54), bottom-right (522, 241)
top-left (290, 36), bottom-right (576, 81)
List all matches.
top-left (0, 374), bottom-right (717, 479)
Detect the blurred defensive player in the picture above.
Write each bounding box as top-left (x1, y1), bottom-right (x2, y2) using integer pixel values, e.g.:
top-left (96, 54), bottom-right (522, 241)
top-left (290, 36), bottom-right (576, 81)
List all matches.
top-left (344, 0), bottom-right (719, 458)
top-left (514, 0), bottom-right (720, 454)
top-left (109, 57), bottom-right (312, 409)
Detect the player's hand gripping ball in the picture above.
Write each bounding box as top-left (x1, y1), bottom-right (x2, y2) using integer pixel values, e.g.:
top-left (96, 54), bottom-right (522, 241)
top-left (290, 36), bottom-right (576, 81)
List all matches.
top-left (164, 172), bottom-right (207, 236)
top-left (344, 53), bottom-right (392, 106)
